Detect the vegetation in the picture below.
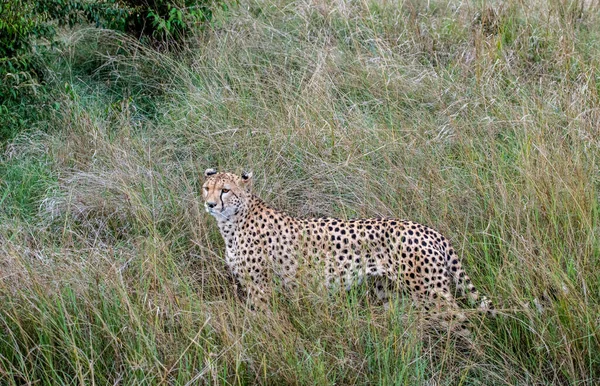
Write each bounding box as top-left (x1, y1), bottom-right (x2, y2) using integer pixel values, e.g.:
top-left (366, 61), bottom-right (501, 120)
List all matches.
top-left (1, 0), bottom-right (599, 384)
top-left (0, 0), bottom-right (221, 142)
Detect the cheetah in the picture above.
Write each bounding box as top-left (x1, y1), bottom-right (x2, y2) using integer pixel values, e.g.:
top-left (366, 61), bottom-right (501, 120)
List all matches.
top-left (202, 169), bottom-right (494, 330)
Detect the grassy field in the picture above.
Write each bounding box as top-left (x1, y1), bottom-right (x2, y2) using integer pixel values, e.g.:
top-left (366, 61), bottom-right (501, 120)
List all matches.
top-left (1, 0), bottom-right (599, 384)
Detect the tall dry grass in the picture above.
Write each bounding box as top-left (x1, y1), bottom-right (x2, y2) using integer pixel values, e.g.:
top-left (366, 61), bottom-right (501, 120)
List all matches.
top-left (1, 0), bottom-right (599, 384)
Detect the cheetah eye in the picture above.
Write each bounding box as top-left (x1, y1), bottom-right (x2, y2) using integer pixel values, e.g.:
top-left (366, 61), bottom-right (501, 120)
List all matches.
top-left (203, 187), bottom-right (208, 192)
top-left (222, 188), bottom-right (230, 193)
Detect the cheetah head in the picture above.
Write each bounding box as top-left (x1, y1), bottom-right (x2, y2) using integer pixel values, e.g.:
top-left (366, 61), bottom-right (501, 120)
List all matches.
top-left (202, 168), bottom-right (253, 221)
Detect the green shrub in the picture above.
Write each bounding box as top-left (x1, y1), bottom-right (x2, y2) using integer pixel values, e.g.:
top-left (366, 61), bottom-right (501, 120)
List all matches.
top-left (123, 0), bottom-right (221, 41)
top-left (0, 1), bottom-right (48, 142)
top-left (0, 0), bottom-right (225, 144)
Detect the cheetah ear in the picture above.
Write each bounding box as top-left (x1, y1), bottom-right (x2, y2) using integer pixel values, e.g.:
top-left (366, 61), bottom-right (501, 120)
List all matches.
top-left (241, 171), bottom-right (252, 190)
top-left (204, 168), bottom-right (217, 177)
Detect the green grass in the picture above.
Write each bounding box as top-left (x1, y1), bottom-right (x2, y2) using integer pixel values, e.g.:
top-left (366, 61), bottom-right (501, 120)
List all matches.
top-left (1, 0), bottom-right (600, 384)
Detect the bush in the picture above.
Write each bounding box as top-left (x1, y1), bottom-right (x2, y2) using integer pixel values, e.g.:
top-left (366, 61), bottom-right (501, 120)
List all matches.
top-left (0, 1), bottom-right (49, 142)
top-left (122, 0), bottom-right (220, 42)
top-left (0, 0), bottom-right (224, 143)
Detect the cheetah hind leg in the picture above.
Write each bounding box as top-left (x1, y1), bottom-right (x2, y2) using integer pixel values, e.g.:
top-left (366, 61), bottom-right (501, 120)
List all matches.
top-left (372, 276), bottom-right (389, 305)
top-left (371, 276), bottom-right (402, 310)
top-left (422, 288), bottom-right (473, 340)
top-left (451, 262), bottom-right (496, 317)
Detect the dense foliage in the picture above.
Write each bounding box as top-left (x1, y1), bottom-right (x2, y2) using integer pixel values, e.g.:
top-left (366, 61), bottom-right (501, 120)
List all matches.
top-left (0, 0), bottom-right (221, 142)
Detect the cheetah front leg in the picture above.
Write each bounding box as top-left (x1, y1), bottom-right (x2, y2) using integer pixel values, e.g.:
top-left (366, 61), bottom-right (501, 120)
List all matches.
top-left (235, 266), bottom-right (271, 311)
top-left (244, 282), bottom-right (270, 311)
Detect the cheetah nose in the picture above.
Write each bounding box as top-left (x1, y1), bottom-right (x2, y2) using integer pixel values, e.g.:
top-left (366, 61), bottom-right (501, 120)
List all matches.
top-left (206, 202), bottom-right (217, 209)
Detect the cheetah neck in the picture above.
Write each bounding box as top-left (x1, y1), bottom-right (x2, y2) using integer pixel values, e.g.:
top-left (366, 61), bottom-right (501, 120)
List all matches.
top-left (213, 195), bottom-right (269, 228)
top-left (214, 195), bottom-right (294, 234)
